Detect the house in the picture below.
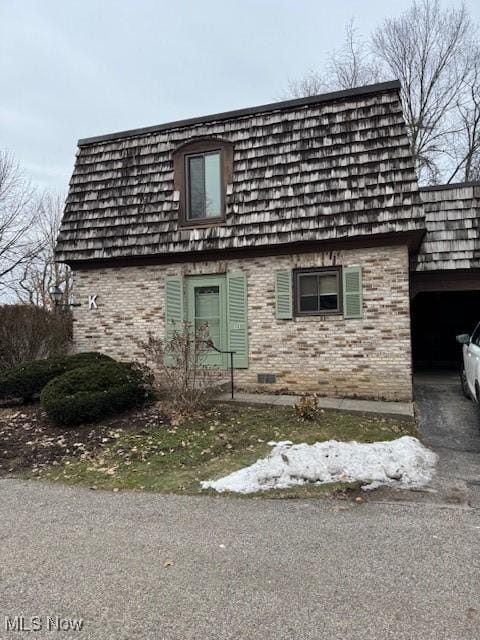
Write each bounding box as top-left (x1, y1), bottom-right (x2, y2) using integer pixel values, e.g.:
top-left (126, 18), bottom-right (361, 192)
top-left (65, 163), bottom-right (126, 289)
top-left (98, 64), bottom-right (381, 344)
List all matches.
top-left (56, 80), bottom-right (479, 402)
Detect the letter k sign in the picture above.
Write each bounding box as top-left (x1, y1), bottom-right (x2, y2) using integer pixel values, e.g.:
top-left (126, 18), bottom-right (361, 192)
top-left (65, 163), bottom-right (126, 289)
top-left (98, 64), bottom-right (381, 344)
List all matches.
top-left (88, 295), bottom-right (98, 310)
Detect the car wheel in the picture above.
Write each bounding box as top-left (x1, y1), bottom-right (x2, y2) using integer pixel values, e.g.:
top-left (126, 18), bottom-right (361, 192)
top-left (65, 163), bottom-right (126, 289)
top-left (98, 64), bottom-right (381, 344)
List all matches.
top-left (460, 366), bottom-right (471, 399)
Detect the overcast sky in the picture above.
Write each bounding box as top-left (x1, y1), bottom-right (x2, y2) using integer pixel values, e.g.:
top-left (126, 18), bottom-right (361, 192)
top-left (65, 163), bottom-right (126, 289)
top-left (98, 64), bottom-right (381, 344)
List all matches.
top-left (1, 0), bottom-right (479, 194)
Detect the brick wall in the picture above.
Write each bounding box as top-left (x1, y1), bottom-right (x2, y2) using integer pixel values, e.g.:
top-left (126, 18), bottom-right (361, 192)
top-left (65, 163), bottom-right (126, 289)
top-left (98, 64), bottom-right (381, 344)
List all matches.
top-left (71, 245), bottom-right (413, 401)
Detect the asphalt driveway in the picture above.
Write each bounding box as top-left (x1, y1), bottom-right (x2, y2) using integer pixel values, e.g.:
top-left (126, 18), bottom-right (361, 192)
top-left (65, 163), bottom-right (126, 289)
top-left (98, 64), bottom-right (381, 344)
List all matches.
top-left (0, 478), bottom-right (479, 640)
top-left (414, 371), bottom-right (480, 507)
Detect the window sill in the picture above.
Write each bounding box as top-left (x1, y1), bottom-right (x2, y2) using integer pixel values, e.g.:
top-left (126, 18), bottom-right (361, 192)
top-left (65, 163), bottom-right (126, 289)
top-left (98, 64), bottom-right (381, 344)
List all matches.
top-left (294, 311), bottom-right (344, 320)
top-left (179, 219), bottom-right (226, 230)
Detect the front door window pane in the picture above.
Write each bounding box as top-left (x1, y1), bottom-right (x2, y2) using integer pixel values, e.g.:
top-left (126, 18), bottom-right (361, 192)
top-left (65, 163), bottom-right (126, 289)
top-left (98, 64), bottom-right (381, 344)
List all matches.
top-left (194, 285), bottom-right (221, 348)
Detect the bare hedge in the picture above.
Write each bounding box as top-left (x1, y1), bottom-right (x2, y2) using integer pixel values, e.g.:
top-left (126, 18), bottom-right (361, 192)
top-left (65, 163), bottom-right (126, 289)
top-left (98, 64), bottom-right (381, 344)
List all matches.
top-left (0, 304), bottom-right (72, 370)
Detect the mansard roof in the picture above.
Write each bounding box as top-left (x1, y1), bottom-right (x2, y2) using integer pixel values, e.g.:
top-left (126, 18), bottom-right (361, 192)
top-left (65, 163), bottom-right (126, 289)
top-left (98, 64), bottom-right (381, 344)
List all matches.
top-left (56, 80), bottom-right (424, 264)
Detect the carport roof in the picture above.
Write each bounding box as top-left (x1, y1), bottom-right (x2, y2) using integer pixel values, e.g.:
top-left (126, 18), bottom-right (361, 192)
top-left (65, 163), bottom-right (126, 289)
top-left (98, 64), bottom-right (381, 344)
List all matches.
top-left (416, 182), bottom-right (480, 272)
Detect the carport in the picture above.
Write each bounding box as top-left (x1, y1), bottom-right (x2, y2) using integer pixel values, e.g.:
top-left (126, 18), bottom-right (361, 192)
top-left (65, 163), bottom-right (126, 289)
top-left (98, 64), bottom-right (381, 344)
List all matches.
top-left (412, 182), bottom-right (480, 371)
top-left (410, 271), bottom-right (480, 370)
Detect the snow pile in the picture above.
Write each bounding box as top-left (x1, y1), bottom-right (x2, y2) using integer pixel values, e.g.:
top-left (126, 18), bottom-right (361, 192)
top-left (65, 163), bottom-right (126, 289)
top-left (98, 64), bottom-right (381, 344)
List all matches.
top-left (201, 436), bottom-right (437, 494)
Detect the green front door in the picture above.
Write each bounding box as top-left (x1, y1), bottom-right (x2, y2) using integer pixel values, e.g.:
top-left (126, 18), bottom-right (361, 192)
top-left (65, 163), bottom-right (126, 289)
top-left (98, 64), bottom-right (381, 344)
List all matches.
top-left (186, 275), bottom-right (227, 367)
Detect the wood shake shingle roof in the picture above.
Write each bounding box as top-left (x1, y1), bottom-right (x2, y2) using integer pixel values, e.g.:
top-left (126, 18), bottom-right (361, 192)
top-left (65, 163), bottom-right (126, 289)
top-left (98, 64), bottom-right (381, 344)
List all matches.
top-left (416, 183), bottom-right (480, 271)
top-left (56, 81), bottom-right (424, 264)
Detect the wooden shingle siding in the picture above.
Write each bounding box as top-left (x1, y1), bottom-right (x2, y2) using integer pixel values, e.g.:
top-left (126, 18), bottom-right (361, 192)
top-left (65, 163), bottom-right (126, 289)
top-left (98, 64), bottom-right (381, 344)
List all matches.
top-left (416, 183), bottom-right (480, 271)
top-left (56, 83), bottom-right (423, 263)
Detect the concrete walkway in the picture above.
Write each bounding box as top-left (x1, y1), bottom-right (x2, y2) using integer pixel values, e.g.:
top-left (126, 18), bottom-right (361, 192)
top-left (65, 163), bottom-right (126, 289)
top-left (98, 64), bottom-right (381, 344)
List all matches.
top-left (217, 391), bottom-right (414, 419)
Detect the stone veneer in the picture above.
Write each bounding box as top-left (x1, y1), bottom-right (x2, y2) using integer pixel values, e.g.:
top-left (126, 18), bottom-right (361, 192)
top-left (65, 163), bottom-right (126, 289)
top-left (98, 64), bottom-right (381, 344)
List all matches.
top-left (71, 245), bottom-right (413, 401)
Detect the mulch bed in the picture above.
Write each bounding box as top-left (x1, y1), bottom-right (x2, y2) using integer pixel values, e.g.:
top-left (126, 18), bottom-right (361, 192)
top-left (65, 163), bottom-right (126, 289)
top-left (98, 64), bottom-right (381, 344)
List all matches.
top-left (0, 402), bottom-right (170, 476)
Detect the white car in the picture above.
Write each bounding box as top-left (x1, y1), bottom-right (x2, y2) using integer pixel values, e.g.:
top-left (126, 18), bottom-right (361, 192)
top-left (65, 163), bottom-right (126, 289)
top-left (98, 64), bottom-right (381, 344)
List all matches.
top-left (457, 323), bottom-right (480, 405)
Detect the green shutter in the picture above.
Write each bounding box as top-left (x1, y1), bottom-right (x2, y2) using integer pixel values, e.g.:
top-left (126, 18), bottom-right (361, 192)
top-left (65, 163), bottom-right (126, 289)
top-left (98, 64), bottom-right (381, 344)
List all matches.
top-left (343, 266), bottom-right (363, 319)
top-left (227, 272), bottom-right (248, 369)
top-left (165, 275), bottom-right (184, 340)
top-left (275, 270), bottom-right (292, 319)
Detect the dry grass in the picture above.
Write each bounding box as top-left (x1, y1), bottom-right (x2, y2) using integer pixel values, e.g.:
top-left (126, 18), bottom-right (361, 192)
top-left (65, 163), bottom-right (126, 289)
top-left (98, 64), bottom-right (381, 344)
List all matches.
top-left (29, 403), bottom-right (417, 498)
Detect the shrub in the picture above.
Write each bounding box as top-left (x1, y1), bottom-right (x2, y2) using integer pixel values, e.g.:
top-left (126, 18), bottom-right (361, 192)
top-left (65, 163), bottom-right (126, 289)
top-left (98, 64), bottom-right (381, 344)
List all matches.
top-left (0, 304), bottom-right (72, 370)
top-left (137, 323), bottom-right (223, 413)
top-left (61, 352), bottom-right (114, 370)
top-left (40, 361), bottom-right (153, 426)
top-left (294, 394), bottom-right (322, 421)
top-left (0, 352), bottom-right (114, 402)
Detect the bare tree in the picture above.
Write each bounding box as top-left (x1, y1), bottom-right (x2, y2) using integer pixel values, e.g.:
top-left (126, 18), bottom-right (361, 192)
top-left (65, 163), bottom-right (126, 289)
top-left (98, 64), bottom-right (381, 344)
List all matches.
top-left (284, 1), bottom-right (479, 184)
top-left (446, 52), bottom-right (480, 182)
top-left (328, 19), bottom-right (381, 90)
top-left (285, 70), bottom-right (329, 99)
top-left (15, 192), bottom-right (71, 308)
top-left (0, 150), bottom-right (44, 294)
top-left (0, 303), bottom-right (71, 370)
top-left (373, 0), bottom-right (477, 182)
top-left (285, 19), bottom-right (381, 98)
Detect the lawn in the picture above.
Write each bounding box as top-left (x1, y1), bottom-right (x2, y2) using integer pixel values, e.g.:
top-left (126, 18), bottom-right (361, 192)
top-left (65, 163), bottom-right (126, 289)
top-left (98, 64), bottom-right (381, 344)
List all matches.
top-left (25, 403), bottom-right (417, 497)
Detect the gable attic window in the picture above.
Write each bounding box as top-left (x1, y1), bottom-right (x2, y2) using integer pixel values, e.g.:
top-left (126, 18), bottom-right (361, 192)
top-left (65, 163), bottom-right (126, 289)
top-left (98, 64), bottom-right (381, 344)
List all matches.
top-left (173, 138), bottom-right (233, 227)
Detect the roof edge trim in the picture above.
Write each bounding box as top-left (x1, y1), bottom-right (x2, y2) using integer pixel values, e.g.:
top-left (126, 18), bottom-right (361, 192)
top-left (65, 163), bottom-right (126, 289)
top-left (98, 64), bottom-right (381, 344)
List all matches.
top-left (78, 80), bottom-right (401, 147)
top-left (420, 181), bottom-right (480, 192)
